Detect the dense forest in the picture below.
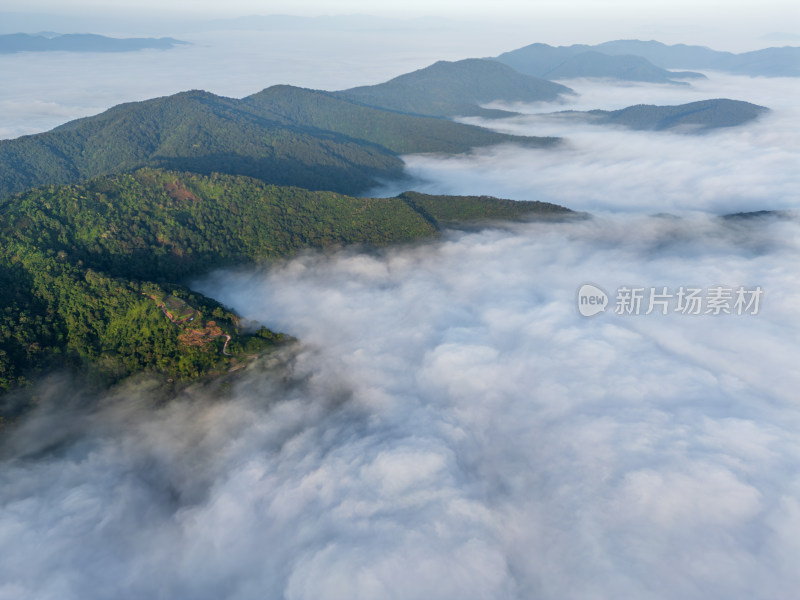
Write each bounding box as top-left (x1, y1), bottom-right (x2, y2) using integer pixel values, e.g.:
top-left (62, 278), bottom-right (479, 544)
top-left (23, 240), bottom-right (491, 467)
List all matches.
top-left (245, 85), bottom-right (550, 154)
top-left (0, 84), bottom-right (555, 200)
top-left (0, 168), bottom-right (571, 403)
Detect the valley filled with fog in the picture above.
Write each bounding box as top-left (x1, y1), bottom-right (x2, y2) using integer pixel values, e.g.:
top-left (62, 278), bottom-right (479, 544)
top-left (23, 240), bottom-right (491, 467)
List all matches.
top-left (2, 26), bottom-right (800, 600)
top-left (373, 74), bottom-right (800, 214)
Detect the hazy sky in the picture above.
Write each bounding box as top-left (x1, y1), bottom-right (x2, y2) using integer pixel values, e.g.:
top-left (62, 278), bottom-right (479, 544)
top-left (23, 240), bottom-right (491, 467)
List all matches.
top-left (5, 0), bottom-right (798, 18)
top-left (3, 0), bottom-right (798, 33)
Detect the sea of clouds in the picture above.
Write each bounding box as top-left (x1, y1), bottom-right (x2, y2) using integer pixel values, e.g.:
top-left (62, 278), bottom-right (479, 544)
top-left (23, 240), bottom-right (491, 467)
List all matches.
top-left (2, 24), bottom-right (800, 600)
top-left (3, 214), bottom-right (800, 599)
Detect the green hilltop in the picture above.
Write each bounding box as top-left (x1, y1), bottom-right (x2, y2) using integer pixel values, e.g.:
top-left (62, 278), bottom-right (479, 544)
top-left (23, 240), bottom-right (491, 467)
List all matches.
top-left (0, 90), bottom-right (402, 200)
top-left (0, 169), bottom-right (571, 401)
top-left (0, 85), bottom-right (556, 201)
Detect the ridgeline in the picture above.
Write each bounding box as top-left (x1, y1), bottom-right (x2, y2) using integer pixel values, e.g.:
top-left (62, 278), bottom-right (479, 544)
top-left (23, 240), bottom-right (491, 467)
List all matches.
top-left (0, 168), bottom-right (571, 401)
top-left (0, 84), bottom-right (557, 201)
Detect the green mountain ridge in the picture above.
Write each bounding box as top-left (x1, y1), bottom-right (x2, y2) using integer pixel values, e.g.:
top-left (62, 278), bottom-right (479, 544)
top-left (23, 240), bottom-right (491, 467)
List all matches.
top-left (0, 89), bottom-right (403, 199)
top-left (0, 85), bottom-right (556, 201)
top-left (0, 168), bottom-right (571, 401)
top-left (244, 85), bottom-right (554, 154)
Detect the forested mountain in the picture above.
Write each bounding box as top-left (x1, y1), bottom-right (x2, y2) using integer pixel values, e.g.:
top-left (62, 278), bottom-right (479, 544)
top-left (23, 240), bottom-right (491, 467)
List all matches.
top-left (557, 99), bottom-right (769, 131)
top-left (0, 33), bottom-right (187, 53)
top-left (0, 86), bottom-right (554, 200)
top-left (245, 85), bottom-right (556, 154)
top-left (0, 90), bottom-right (401, 199)
top-left (338, 58), bottom-right (573, 118)
top-left (0, 168), bottom-right (571, 400)
top-left (396, 191), bottom-right (569, 226)
top-left (494, 43), bottom-right (704, 83)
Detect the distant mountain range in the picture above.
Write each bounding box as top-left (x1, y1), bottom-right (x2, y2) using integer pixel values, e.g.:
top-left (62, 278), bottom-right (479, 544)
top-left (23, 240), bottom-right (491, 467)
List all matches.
top-left (592, 40), bottom-right (800, 77)
top-left (494, 43), bottom-right (705, 84)
top-left (0, 33), bottom-right (188, 53)
top-left (555, 99), bottom-right (769, 132)
top-left (495, 40), bottom-right (800, 80)
top-left (0, 81), bottom-right (558, 200)
top-left (337, 58), bottom-right (574, 118)
top-left (1, 41), bottom-right (782, 202)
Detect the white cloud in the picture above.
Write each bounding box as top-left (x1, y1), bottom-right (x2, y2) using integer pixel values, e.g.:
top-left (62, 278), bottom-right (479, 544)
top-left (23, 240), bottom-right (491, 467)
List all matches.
top-left (2, 205), bottom-right (800, 600)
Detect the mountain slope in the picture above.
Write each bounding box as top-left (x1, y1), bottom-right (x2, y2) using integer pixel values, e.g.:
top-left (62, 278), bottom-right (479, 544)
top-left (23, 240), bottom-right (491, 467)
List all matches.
top-left (337, 58), bottom-right (573, 118)
top-left (0, 89), bottom-right (405, 199)
top-left (0, 168), bottom-right (572, 397)
top-left (558, 99), bottom-right (769, 131)
top-left (494, 43), bottom-right (704, 83)
top-left (0, 85), bottom-right (557, 200)
top-left (245, 85), bottom-right (557, 154)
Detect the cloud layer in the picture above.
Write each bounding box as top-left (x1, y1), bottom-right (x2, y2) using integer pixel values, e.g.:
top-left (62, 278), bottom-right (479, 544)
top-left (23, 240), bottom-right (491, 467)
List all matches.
top-left (3, 214), bottom-right (800, 599)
